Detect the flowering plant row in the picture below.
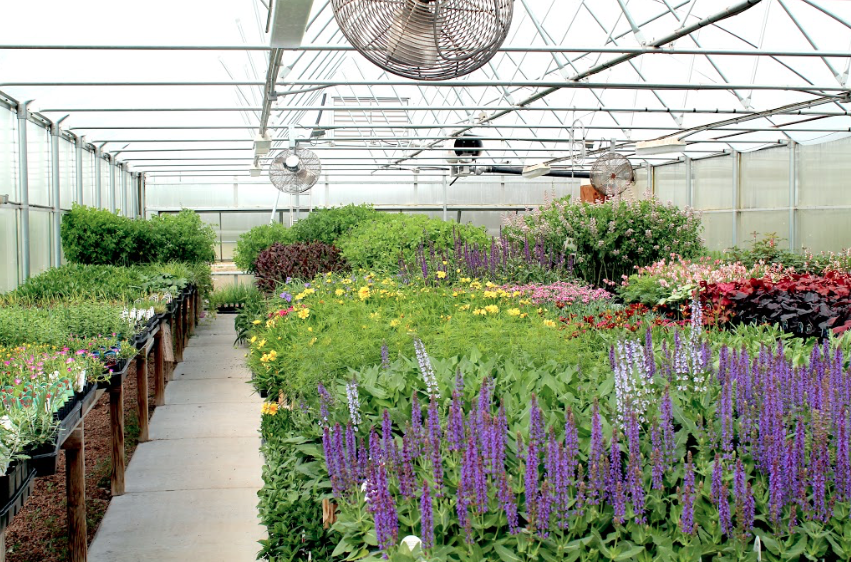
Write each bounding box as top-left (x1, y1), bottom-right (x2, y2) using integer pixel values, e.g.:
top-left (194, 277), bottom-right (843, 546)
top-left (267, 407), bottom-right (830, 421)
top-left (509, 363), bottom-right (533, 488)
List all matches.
top-left (307, 313), bottom-right (851, 561)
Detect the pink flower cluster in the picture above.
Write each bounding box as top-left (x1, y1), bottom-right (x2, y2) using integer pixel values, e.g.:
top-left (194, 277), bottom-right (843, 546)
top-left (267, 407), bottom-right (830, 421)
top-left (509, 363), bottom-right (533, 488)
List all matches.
top-left (501, 282), bottom-right (613, 305)
top-left (627, 255), bottom-right (797, 288)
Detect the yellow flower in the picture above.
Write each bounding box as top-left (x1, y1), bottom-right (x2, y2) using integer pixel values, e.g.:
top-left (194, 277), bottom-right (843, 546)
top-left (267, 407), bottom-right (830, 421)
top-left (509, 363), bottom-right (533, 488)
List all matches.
top-left (252, 320), bottom-right (261, 325)
top-left (369, 312), bottom-right (380, 320)
top-left (485, 281), bottom-right (496, 288)
top-left (436, 271), bottom-right (447, 279)
top-left (473, 308), bottom-right (487, 316)
top-left (520, 313), bottom-right (529, 319)
top-left (543, 319), bottom-right (557, 328)
top-left (261, 402), bottom-right (279, 416)
top-left (307, 327), bottom-right (313, 332)
top-left (257, 339), bottom-right (266, 349)
top-left (508, 308), bottom-right (521, 317)
top-left (459, 304), bottom-right (471, 311)
top-left (308, 337), bottom-right (317, 347)
top-left (513, 291), bottom-right (522, 297)
top-left (336, 299), bottom-right (344, 304)
top-left (298, 309), bottom-right (310, 320)
top-left (483, 290), bottom-right (497, 298)
top-left (456, 269), bottom-right (461, 273)
top-left (470, 281), bottom-right (482, 290)
top-left (485, 305), bottom-right (499, 314)
top-left (250, 336), bottom-right (257, 343)
top-left (358, 286), bottom-right (371, 300)
top-left (442, 260), bottom-right (448, 265)
top-left (335, 289), bottom-right (345, 296)
top-left (460, 277), bottom-right (471, 284)
top-left (452, 291), bottom-right (459, 297)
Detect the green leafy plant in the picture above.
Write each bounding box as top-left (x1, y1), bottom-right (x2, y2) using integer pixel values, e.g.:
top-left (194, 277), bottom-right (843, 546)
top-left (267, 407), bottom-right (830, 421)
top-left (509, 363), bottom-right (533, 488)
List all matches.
top-left (337, 214), bottom-right (489, 272)
top-left (722, 233), bottom-right (807, 270)
top-left (291, 204), bottom-right (380, 246)
top-left (233, 223), bottom-right (296, 273)
top-left (504, 197), bottom-right (704, 286)
top-left (207, 282), bottom-right (261, 310)
top-left (61, 204), bottom-right (216, 266)
top-left (148, 209), bottom-right (217, 263)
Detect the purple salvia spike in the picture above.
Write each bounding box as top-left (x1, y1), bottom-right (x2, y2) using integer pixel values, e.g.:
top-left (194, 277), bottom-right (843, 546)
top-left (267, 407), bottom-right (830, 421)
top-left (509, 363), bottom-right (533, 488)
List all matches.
top-left (679, 452), bottom-right (696, 535)
top-left (587, 400), bottom-right (606, 505)
top-left (420, 480), bottom-right (434, 550)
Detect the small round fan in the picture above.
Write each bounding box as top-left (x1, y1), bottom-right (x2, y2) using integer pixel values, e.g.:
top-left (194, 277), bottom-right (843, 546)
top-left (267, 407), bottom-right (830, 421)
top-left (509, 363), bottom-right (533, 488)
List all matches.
top-left (268, 147), bottom-right (321, 194)
top-left (590, 153), bottom-right (634, 197)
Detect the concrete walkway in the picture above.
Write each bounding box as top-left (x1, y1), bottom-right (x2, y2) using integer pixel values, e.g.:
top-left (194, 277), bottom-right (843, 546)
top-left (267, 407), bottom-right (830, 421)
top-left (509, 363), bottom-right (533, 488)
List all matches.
top-left (89, 316), bottom-right (264, 562)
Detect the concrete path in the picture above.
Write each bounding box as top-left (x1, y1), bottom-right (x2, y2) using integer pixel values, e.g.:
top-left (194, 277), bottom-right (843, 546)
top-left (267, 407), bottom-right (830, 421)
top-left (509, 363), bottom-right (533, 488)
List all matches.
top-left (89, 316), bottom-right (264, 562)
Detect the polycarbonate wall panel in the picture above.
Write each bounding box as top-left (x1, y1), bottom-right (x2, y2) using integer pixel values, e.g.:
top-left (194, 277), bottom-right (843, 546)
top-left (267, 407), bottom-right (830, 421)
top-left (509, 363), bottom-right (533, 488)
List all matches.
top-left (99, 159), bottom-right (110, 209)
top-left (28, 210), bottom-right (52, 279)
top-left (701, 212), bottom-right (735, 252)
top-left (798, 210), bottom-right (851, 253)
top-left (0, 208), bottom-right (18, 292)
top-left (0, 108), bottom-right (17, 201)
top-left (221, 212), bottom-right (270, 261)
top-left (653, 163), bottom-right (688, 207)
top-left (59, 138), bottom-right (76, 209)
top-left (82, 150), bottom-right (96, 206)
top-left (740, 146), bottom-right (789, 209)
top-left (737, 211), bottom-right (790, 248)
top-left (693, 157), bottom-right (733, 210)
top-left (147, 180), bottom-right (238, 208)
top-left (26, 122), bottom-right (51, 207)
top-left (798, 137), bottom-right (851, 207)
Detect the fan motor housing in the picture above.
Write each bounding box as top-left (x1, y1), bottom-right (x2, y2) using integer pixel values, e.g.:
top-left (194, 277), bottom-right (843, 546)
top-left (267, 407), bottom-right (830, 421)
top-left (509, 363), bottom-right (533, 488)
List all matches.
top-left (446, 135), bottom-right (484, 164)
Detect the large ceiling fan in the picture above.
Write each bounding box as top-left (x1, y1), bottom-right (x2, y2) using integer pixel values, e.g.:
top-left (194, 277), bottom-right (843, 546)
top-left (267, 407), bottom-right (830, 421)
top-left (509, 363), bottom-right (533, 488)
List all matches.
top-left (331, 0), bottom-right (514, 81)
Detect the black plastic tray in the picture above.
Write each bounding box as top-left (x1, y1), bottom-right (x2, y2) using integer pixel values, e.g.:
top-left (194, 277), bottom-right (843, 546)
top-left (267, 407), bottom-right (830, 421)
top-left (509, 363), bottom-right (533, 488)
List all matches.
top-left (98, 358), bottom-right (133, 391)
top-left (78, 382), bottom-right (99, 414)
top-left (0, 460), bottom-right (36, 532)
top-left (27, 399), bottom-right (82, 477)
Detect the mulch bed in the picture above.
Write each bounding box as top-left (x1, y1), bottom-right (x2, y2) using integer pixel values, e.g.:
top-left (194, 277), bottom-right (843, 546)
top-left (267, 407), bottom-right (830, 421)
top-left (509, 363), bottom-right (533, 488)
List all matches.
top-left (4, 354), bottom-right (170, 562)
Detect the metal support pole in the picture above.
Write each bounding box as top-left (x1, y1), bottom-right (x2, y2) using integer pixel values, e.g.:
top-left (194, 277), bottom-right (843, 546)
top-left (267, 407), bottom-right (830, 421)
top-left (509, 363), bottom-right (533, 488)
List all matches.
top-left (646, 164), bottom-right (653, 196)
top-left (732, 150), bottom-right (740, 247)
top-left (120, 165), bottom-right (127, 216)
top-left (50, 123), bottom-right (62, 267)
top-left (94, 145), bottom-right (102, 208)
top-left (789, 140), bottom-right (797, 251)
top-left (74, 135), bottom-right (84, 204)
top-left (16, 102), bottom-right (31, 281)
top-left (109, 157), bottom-right (116, 213)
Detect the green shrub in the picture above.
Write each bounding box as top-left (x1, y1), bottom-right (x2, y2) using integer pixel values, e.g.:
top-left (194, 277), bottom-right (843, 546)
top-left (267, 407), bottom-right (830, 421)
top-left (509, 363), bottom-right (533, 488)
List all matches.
top-left (505, 197), bottom-right (704, 286)
top-left (337, 214), bottom-right (489, 272)
top-left (233, 223), bottom-right (296, 273)
top-left (148, 210), bottom-right (217, 263)
top-left (0, 303), bottom-right (132, 346)
top-left (291, 204), bottom-right (378, 246)
top-left (61, 204), bottom-right (216, 266)
top-left (3, 264), bottom-right (149, 305)
top-left (61, 205), bottom-right (145, 265)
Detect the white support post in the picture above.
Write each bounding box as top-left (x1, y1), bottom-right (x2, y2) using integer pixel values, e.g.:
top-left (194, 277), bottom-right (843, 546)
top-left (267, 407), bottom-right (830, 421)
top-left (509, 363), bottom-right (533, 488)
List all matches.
top-left (732, 150), bottom-right (740, 247)
top-left (50, 123), bottom-right (62, 268)
top-left (17, 102), bottom-right (31, 281)
top-left (109, 157), bottom-right (116, 213)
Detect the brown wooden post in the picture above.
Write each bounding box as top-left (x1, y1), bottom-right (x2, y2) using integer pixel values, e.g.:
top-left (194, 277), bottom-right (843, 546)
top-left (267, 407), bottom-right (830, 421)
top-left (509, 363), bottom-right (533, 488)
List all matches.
top-left (154, 330), bottom-right (165, 406)
top-left (174, 301), bottom-right (184, 363)
top-left (109, 384), bottom-right (126, 496)
top-left (1, 529), bottom-right (6, 562)
top-left (136, 354), bottom-right (150, 442)
top-left (187, 291), bottom-right (195, 337)
top-left (62, 424), bottom-right (86, 562)
top-left (194, 290), bottom-right (201, 326)
top-left (183, 295), bottom-right (191, 340)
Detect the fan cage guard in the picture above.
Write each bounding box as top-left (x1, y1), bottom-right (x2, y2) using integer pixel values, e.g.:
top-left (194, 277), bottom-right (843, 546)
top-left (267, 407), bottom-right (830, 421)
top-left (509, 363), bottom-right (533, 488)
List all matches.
top-left (590, 153), bottom-right (635, 197)
top-left (331, 0), bottom-right (514, 81)
top-left (268, 147), bottom-right (322, 195)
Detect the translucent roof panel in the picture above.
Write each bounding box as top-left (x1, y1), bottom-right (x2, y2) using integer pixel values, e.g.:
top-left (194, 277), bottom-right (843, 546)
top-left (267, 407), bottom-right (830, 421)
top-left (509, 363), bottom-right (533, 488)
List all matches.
top-left (1, 0), bottom-right (849, 179)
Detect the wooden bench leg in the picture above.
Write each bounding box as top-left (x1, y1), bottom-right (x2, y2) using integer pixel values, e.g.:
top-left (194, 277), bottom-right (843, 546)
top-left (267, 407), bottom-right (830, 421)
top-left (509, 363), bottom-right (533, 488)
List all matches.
top-left (63, 425), bottom-right (87, 562)
top-left (109, 385), bottom-right (126, 496)
top-left (136, 355), bottom-right (150, 442)
top-left (154, 332), bottom-right (165, 406)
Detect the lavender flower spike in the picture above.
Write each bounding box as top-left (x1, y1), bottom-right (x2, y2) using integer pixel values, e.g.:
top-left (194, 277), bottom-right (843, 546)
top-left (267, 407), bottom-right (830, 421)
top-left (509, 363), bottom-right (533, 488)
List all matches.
top-left (413, 338), bottom-right (440, 399)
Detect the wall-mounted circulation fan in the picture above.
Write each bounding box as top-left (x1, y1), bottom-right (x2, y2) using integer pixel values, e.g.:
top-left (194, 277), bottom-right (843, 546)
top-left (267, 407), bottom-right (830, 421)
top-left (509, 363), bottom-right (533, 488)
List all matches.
top-left (331, 0), bottom-right (514, 81)
top-left (268, 147), bottom-right (322, 194)
top-left (590, 153), bottom-right (634, 198)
